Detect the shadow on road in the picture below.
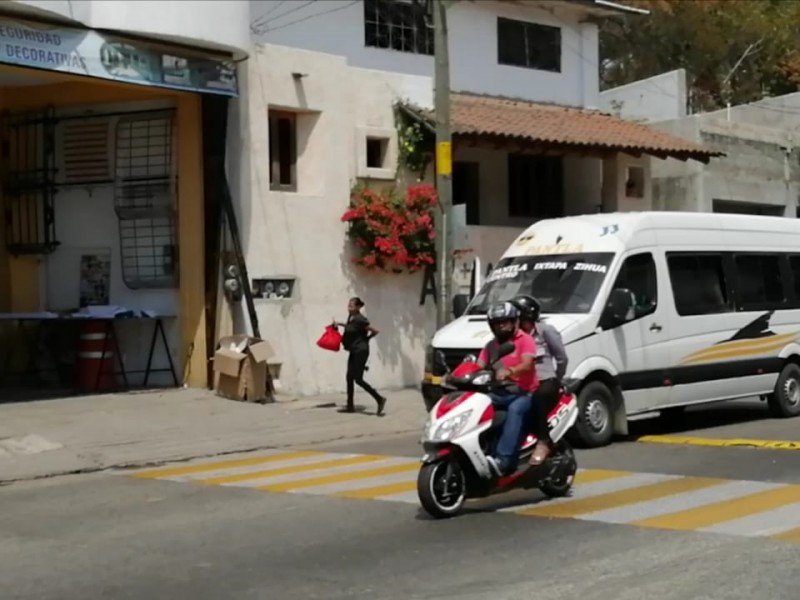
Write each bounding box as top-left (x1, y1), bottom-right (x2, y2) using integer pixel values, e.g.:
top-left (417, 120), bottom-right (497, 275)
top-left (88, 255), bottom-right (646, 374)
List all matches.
top-left (622, 399), bottom-right (771, 441)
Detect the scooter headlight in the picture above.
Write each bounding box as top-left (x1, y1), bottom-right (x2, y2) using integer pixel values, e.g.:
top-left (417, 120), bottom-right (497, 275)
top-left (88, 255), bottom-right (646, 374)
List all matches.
top-left (433, 410), bottom-right (473, 441)
top-left (471, 372), bottom-right (491, 385)
top-left (420, 413), bottom-right (433, 442)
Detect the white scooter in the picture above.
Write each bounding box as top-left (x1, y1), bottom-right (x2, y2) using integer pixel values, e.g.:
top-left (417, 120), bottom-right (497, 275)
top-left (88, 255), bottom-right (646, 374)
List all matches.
top-left (417, 342), bottom-right (580, 519)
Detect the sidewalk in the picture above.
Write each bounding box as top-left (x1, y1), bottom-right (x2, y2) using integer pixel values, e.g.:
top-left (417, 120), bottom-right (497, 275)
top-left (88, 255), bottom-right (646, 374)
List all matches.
top-left (0, 388), bottom-right (428, 484)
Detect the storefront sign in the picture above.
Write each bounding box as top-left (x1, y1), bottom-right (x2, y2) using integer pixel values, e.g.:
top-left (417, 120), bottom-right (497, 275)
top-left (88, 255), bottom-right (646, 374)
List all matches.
top-left (0, 17), bottom-right (237, 96)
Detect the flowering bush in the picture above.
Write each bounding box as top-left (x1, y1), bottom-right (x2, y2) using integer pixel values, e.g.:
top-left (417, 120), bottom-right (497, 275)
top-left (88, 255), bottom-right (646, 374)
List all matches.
top-left (341, 183), bottom-right (438, 273)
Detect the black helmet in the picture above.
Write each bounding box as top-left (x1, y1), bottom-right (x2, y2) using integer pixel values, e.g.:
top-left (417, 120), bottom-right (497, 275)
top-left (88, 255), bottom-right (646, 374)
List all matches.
top-left (510, 295), bottom-right (541, 323)
top-left (487, 301), bottom-right (519, 343)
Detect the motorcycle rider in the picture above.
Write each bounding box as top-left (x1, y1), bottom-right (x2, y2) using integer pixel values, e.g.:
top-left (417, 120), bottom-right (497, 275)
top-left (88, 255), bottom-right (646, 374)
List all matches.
top-left (476, 301), bottom-right (539, 476)
top-left (510, 295), bottom-right (568, 466)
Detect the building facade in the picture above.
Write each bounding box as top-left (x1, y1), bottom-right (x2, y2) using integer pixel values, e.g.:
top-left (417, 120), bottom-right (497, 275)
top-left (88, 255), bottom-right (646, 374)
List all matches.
top-left (240, 0), bottom-right (716, 395)
top-left (600, 69), bottom-right (800, 218)
top-left (0, 0), bottom-right (249, 394)
top-left (0, 1), bottom-right (717, 399)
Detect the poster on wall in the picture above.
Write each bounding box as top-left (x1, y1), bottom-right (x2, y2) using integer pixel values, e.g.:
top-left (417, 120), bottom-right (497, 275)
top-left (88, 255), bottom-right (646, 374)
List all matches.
top-left (79, 252), bottom-right (111, 308)
top-left (0, 17), bottom-right (238, 96)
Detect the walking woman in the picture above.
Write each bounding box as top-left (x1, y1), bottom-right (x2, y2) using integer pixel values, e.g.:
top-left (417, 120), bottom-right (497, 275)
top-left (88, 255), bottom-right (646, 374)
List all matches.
top-left (333, 297), bottom-right (387, 416)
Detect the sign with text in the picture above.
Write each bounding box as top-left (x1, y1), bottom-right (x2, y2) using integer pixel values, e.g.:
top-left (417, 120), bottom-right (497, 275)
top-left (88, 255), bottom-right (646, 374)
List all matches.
top-left (0, 17), bottom-right (237, 96)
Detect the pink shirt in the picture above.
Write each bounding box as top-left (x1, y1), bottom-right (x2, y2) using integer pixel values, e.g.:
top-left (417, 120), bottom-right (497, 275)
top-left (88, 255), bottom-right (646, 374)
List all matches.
top-left (478, 329), bottom-right (540, 393)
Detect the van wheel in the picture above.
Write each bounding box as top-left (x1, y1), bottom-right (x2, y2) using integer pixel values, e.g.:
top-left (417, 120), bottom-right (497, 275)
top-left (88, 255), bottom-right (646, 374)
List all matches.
top-left (767, 363), bottom-right (800, 418)
top-left (572, 381), bottom-right (615, 448)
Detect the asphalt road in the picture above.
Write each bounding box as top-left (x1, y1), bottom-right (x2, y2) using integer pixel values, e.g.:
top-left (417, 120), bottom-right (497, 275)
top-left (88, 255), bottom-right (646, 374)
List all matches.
top-left (2, 400), bottom-right (799, 600)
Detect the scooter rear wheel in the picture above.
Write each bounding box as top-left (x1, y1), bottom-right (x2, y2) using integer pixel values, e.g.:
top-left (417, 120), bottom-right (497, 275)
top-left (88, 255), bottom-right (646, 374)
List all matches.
top-left (417, 459), bottom-right (467, 519)
top-left (538, 441), bottom-right (577, 498)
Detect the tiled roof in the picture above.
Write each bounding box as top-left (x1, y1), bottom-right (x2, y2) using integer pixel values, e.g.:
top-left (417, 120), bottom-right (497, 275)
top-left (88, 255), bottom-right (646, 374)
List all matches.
top-left (436, 93), bottom-right (723, 163)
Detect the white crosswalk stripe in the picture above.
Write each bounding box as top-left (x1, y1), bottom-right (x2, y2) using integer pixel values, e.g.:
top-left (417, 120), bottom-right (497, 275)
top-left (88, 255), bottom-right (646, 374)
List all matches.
top-left (119, 449), bottom-right (800, 544)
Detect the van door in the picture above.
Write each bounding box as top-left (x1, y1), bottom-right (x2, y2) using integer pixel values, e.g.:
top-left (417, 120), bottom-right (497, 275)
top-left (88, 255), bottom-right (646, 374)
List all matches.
top-left (600, 249), bottom-right (672, 413)
top-left (665, 251), bottom-right (786, 406)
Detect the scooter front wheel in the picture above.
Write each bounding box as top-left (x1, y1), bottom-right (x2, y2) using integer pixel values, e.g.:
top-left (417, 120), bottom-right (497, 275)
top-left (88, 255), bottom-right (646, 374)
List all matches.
top-left (417, 459), bottom-right (467, 519)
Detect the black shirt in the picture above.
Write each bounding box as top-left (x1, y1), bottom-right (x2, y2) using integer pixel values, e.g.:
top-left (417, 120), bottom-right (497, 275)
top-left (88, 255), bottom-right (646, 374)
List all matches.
top-left (342, 314), bottom-right (370, 352)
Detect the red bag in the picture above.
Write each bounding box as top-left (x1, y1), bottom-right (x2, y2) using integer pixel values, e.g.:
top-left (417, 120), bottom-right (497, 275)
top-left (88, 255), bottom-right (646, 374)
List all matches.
top-left (316, 325), bottom-right (342, 352)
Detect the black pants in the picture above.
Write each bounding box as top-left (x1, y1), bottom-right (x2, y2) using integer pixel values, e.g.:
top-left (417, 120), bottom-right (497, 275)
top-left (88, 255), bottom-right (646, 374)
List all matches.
top-left (533, 378), bottom-right (560, 443)
top-left (346, 347), bottom-right (382, 408)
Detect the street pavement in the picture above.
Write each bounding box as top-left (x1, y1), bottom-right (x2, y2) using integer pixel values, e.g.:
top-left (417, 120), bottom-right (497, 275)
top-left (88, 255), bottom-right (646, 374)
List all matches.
top-left (0, 388), bottom-right (427, 483)
top-left (2, 386), bottom-right (799, 484)
top-left (2, 400), bottom-right (800, 600)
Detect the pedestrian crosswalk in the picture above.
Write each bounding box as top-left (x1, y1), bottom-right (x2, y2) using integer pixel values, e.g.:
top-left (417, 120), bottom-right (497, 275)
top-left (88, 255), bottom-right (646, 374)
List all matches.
top-left (121, 449), bottom-right (800, 544)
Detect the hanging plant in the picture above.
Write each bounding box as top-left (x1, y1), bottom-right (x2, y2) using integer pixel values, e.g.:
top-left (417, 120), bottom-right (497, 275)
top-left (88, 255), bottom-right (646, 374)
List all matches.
top-left (394, 101), bottom-right (435, 180)
top-left (341, 183), bottom-right (437, 274)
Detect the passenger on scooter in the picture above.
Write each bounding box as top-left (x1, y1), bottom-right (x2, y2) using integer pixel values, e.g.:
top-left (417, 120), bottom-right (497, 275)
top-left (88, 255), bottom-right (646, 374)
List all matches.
top-left (510, 295), bottom-right (568, 466)
top-left (477, 301), bottom-right (539, 476)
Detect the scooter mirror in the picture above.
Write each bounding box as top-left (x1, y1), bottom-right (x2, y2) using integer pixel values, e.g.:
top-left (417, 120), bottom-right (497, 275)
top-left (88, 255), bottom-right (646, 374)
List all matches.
top-left (463, 354), bottom-right (477, 364)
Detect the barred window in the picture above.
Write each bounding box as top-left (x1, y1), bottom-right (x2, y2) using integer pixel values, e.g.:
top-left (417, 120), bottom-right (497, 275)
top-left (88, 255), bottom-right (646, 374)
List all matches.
top-left (364, 0), bottom-right (433, 55)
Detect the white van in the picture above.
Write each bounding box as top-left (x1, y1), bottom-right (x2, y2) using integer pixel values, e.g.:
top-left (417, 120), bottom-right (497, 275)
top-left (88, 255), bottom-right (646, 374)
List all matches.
top-left (421, 211), bottom-right (800, 447)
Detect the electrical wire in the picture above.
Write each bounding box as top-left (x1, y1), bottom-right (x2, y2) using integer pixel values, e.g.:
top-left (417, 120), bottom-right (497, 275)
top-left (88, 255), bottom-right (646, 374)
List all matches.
top-left (255, 1), bottom-right (360, 35)
top-left (254, 1), bottom-right (316, 31)
top-left (251, 1), bottom-right (287, 31)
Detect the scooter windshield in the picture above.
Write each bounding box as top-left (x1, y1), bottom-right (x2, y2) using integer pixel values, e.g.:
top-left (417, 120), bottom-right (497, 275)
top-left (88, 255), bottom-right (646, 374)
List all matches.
top-left (466, 252), bottom-right (615, 315)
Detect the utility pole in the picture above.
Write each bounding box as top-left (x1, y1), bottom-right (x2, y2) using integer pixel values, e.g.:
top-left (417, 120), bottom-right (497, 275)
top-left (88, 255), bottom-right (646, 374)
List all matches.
top-left (433, 0), bottom-right (453, 330)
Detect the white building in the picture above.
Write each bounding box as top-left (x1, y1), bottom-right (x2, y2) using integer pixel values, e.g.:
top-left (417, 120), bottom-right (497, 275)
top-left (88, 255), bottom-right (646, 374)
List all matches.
top-left (238, 0), bottom-right (717, 396)
top-left (0, 0), bottom-right (717, 400)
top-left (600, 69), bottom-right (800, 218)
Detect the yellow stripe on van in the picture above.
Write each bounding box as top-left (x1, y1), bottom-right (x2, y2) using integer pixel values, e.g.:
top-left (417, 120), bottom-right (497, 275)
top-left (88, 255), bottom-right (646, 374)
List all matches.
top-left (679, 332), bottom-right (800, 365)
top-left (680, 337), bottom-right (799, 365)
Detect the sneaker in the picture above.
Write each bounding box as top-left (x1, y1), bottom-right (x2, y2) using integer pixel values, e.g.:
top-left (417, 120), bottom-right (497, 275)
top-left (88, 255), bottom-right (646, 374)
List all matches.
top-left (376, 396), bottom-right (387, 416)
top-left (486, 456), bottom-right (506, 477)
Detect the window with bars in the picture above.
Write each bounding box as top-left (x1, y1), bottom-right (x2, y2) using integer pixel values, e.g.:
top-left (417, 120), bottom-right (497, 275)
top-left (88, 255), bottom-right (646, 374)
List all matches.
top-left (113, 110), bottom-right (178, 290)
top-left (364, 0), bottom-right (433, 55)
top-left (497, 17), bottom-right (561, 73)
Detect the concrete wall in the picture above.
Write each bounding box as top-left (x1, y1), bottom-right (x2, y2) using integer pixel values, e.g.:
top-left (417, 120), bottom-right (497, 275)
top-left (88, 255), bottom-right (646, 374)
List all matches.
top-left (642, 93), bottom-right (800, 215)
top-left (226, 42), bottom-right (436, 396)
top-left (6, 0), bottom-right (251, 56)
top-left (599, 69), bottom-right (687, 122)
top-left (253, 0), bottom-right (601, 108)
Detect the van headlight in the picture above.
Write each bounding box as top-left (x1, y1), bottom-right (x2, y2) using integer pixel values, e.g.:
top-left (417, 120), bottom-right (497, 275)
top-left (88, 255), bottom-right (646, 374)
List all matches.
top-left (433, 410), bottom-right (473, 441)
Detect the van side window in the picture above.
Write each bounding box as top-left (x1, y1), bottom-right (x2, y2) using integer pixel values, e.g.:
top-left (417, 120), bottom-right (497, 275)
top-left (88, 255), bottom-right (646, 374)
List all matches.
top-left (789, 255), bottom-right (800, 303)
top-left (667, 253), bottom-right (733, 316)
top-left (611, 252), bottom-right (657, 319)
top-left (733, 254), bottom-right (785, 310)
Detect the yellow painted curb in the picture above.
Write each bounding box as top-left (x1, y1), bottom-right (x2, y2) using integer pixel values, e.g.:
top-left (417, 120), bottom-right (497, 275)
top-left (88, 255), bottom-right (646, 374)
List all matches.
top-left (634, 435), bottom-right (800, 451)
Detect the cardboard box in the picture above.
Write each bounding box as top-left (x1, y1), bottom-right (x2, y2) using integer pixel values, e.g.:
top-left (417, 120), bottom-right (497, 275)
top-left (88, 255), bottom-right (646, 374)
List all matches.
top-left (213, 334), bottom-right (275, 402)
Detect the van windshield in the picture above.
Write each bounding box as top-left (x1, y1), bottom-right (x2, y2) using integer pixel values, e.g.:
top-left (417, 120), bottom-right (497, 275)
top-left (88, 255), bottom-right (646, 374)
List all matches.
top-left (467, 253), bottom-right (615, 315)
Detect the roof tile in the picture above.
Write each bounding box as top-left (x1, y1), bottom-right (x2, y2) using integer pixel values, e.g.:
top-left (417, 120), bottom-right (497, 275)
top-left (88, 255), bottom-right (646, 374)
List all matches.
top-left (446, 93), bottom-right (722, 162)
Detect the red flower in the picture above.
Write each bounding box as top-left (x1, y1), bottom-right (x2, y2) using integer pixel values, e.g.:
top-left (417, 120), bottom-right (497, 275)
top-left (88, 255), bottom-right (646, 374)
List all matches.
top-left (343, 184), bottom-right (436, 274)
top-left (394, 249), bottom-right (410, 265)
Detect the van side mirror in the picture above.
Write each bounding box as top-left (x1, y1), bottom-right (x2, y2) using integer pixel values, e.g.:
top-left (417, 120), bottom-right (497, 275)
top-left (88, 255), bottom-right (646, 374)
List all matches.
top-left (452, 294), bottom-right (469, 318)
top-left (604, 288), bottom-right (636, 326)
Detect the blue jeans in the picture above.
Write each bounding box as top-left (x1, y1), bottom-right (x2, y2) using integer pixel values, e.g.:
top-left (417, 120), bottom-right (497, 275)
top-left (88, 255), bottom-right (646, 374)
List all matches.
top-left (489, 392), bottom-right (533, 470)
